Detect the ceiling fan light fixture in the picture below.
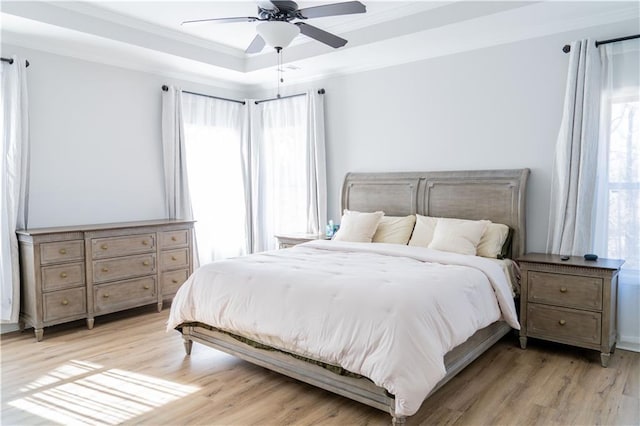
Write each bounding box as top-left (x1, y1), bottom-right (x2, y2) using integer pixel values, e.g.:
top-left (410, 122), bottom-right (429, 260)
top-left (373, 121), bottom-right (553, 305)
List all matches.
top-left (257, 21), bottom-right (300, 49)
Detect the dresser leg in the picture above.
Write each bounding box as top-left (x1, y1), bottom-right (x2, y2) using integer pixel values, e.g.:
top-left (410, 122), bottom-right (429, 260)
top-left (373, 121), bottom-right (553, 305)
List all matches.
top-left (600, 352), bottom-right (611, 368)
top-left (86, 318), bottom-right (95, 330)
top-left (34, 328), bottom-right (43, 342)
top-left (157, 301), bottom-right (163, 312)
top-left (519, 336), bottom-right (527, 349)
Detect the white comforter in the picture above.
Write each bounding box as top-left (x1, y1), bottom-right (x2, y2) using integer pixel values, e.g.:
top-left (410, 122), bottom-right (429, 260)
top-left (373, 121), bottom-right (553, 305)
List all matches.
top-left (168, 240), bottom-right (519, 417)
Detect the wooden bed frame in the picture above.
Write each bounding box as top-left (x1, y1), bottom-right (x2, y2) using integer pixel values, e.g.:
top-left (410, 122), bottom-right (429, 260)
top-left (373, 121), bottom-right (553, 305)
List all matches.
top-left (179, 168), bottom-right (530, 424)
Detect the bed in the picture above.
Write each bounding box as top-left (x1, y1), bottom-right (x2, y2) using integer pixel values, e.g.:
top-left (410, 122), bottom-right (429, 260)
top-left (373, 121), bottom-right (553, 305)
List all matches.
top-left (169, 169), bottom-right (529, 424)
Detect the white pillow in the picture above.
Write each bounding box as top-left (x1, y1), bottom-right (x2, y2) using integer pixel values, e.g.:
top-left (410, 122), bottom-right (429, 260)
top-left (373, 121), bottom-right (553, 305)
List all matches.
top-left (373, 215), bottom-right (416, 244)
top-left (477, 223), bottom-right (510, 258)
top-left (333, 210), bottom-right (384, 243)
top-left (428, 218), bottom-right (490, 255)
top-left (408, 215), bottom-right (438, 247)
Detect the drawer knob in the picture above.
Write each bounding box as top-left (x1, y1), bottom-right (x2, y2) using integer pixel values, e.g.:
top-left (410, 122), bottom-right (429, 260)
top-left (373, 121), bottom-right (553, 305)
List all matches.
top-left (171, 256), bottom-right (177, 261)
top-left (142, 240), bottom-right (149, 246)
top-left (172, 279), bottom-right (178, 284)
top-left (59, 248), bottom-right (67, 255)
top-left (61, 299), bottom-right (69, 306)
top-left (103, 293), bottom-right (110, 298)
top-left (101, 244), bottom-right (108, 250)
top-left (60, 272), bottom-right (68, 279)
top-left (143, 285), bottom-right (150, 290)
top-left (559, 319), bottom-right (566, 326)
top-left (143, 260), bottom-right (150, 266)
top-left (560, 287), bottom-right (567, 293)
top-left (171, 236), bottom-right (177, 241)
top-left (102, 267), bottom-right (109, 273)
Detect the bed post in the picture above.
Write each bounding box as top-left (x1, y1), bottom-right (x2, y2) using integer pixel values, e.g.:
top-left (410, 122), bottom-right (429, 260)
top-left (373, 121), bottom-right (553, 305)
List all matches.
top-left (390, 406), bottom-right (406, 425)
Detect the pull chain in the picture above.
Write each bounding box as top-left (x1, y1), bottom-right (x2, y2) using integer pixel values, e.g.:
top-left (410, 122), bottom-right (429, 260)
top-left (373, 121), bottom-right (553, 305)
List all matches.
top-left (276, 47), bottom-right (283, 98)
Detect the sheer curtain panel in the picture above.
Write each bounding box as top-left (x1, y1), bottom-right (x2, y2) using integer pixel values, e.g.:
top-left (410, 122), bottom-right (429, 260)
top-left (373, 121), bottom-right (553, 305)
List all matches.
top-left (547, 39), bottom-right (602, 255)
top-left (1, 56), bottom-right (30, 323)
top-left (250, 92), bottom-right (327, 252)
top-left (182, 93), bottom-right (249, 264)
top-left (594, 39), bottom-right (640, 350)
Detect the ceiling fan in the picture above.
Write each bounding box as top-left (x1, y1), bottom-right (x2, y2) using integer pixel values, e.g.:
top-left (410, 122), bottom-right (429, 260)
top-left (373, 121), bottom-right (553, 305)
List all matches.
top-left (181, 0), bottom-right (367, 54)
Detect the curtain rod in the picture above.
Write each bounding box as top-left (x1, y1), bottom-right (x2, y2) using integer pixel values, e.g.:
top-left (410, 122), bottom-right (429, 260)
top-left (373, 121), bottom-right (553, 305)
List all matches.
top-left (255, 89), bottom-right (325, 105)
top-left (162, 85), bottom-right (245, 105)
top-left (1, 57), bottom-right (30, 67)
top-left (563, 34), bottom-right (639, 53)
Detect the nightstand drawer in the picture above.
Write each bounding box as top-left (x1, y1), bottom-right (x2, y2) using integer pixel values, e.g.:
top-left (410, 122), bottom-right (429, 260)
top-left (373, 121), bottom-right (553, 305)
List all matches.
top-left (528, 271), bottom-right (602, 310)
top-left (527, 304), bottom-right (601, 346)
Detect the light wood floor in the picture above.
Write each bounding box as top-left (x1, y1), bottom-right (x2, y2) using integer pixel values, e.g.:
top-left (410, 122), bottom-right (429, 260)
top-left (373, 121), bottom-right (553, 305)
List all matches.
top-left (2, 306), bottom-right (638, 425)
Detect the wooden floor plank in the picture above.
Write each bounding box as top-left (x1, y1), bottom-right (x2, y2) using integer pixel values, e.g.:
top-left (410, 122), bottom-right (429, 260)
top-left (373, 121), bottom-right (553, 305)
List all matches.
top-left (1, 307), bottom-right (638, 425)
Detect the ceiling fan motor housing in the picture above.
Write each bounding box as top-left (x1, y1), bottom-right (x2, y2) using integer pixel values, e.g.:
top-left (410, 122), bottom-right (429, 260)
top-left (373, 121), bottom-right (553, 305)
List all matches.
top-left (258, 1), bottom-right (303, 21)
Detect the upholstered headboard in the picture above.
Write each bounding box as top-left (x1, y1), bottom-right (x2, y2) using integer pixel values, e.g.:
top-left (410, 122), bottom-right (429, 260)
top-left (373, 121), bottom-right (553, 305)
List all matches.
top-left (341, 169), bottom-right (530, 259)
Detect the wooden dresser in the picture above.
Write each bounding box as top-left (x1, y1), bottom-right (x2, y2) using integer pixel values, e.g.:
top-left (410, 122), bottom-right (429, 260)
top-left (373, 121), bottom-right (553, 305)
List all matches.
top-left (518, 253), bottom-right (624, 367)
top-left (17, 220), bottom-right (194, 341)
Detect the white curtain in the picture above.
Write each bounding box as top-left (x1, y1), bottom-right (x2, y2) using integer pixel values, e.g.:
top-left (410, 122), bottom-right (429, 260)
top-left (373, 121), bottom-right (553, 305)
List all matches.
top-left (250, 91), bottom-right (327, 252)
top-left (1, 56), bottom-right (30, 323)
top-left (594, 39), bottom-right (640, 350)
top-left (161, 86), bottom-right (193, 221)
top-left (547, 39), bottom-right (602, 255)
top-left (181, 92), bottom-right (248, 264)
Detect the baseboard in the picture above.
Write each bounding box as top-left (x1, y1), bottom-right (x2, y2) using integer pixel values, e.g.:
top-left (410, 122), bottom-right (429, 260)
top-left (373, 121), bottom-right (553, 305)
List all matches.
top-left (0, 323), bottom-right (20, 334)
top-left (618, 335), bottom-right (640, 352)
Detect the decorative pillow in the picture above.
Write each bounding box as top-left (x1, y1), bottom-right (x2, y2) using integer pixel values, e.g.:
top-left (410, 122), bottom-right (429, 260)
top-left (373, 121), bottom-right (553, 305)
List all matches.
top-left (477, 223), bottom-right (510, 258)
top-left (373, 215), bottom-right (417, 244)
top-left (428, 218), bottom-right (490, 255)
top-left (408, 215), bottom-right (438, 247)
top-left (333, 210), bottom-right (384, 243)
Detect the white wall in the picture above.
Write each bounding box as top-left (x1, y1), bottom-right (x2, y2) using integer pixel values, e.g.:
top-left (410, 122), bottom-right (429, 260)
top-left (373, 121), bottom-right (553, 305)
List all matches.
top-left (1, 43), bottom-right (247, 228)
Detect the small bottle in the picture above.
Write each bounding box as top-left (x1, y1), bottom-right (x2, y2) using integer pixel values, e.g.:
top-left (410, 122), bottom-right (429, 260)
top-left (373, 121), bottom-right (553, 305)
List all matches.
top-left (326, 220), bottom-right (334, 237)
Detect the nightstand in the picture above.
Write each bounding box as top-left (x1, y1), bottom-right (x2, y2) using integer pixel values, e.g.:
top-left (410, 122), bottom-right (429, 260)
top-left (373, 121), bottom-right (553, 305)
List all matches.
top-left (518, 253), bottom-right (624, 367)
top-left (275, 233), bottom-right (328, 249)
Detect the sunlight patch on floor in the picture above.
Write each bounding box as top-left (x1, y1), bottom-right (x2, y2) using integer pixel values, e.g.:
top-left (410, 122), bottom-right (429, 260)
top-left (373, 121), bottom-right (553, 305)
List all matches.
top-left (10, 360), bottom-right (199, 425)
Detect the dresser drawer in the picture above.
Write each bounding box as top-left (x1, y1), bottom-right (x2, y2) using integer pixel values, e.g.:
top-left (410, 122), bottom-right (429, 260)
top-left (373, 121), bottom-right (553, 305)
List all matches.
top-left (528, 271), bottom-right (602, 310)
top-left (42, 262), bottom-right (85, 292)
top-left (40, 241), bottom-right (84, 265)
top-left (161, 248), bottom-right (189, 271)
top-left (43, 287), bottom-right (86, 322)
top-left (94, 276), bottom-right (157, 313)
top-left (91, 234), bottom-right (155, 259)
top-left (92, 254), bottom-right (156, 283)
top-left (527, 304), bottom-right (601, 346)
top-left (159, 230), bottom-right (189, 249)
top-left (161, 269), bottom-right (189, 296)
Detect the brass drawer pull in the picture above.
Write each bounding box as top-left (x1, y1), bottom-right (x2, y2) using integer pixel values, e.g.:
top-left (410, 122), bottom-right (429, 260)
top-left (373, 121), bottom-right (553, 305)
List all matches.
top-left (60, 272), bottom-right (68, 279)
top-left (143, 260), bottom-right (150, 266)
top-left (142, 240), bottom-right (149, 246)
top-left (559, 319), bottom-right (566, 326)
top-left (102, 267), bottom-right (109, 273)
top-left (61, 299), bottom-right (69, 306)
top-left (171, 256), bottom-right (177, 261)
top-left (172, 279), bottom-right (178, 284)
top-left (143, 285), bottom-right (150, 290)
top-left (103, 293), bottom-right (110, 298)
top-left (59, 248), bottom-right (67, 255)
top-left (560, 287), bottom-right (567, 293)
top-left (171, 236), bottom-right (177, 241)
top-left (101, 244), bottom-right (108, 250)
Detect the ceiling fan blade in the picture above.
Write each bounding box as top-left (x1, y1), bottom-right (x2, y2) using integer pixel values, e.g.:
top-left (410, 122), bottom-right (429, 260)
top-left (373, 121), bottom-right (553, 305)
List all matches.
top-left (257, 0), bottom-right (279, 11)
top-left (181, 16), bottom-right (259, 25)
top-left (245, 34), bottom-right (266, 54)
top-left (297, 1), bottom-right (366, 19)
top-left (295, 22), bottom-right (347, 48)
